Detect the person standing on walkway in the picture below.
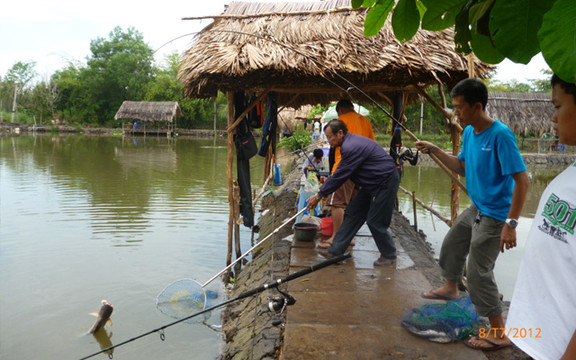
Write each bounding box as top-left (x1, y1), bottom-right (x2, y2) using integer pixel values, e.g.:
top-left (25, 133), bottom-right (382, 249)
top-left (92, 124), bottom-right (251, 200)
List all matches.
top-left (415, 78), bottom-right (530, 351)
top-left (506, 74), bottom-right (576, 360)
top-left (306, 119), bottom-right (399, 266)
top-left (318, 99), bottom-right (375, 249)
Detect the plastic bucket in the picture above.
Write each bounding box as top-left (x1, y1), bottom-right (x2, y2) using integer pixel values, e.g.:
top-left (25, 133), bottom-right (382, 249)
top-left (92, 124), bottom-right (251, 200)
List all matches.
top-left (320, 217), bottom-right (333, 237)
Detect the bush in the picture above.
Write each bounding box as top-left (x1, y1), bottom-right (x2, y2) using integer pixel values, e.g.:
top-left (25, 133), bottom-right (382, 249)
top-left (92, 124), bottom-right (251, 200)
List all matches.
top-left (279, 127), bottom-right (312, 152)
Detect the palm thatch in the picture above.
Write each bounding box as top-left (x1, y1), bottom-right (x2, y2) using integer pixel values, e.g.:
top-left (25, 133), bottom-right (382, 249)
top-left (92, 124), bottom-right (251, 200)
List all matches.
top-left (114, 101), bottom-right (182, 122)
top-left (179, 0), bottom-right (495, 107)
top-left (486, 92), bottom-right (553, 137)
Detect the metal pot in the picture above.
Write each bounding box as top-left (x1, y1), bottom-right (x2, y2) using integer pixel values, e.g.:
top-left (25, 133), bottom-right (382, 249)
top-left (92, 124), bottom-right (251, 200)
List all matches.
top-left (293, 222), bottom-right (319, 242)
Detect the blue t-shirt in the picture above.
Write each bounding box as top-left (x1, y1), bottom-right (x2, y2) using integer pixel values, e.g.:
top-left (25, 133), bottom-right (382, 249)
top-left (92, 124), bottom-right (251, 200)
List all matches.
top-left (457, 120), bottom-right (526, 221)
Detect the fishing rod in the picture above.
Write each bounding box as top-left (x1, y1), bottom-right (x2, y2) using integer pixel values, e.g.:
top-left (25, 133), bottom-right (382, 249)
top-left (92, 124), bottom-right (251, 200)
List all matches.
top-left (155, 28), bottom-right (466, 192)
top-left (80, 252), bottom-right (351, 360)
top-left (199, 29), bottom-right (467, 194)
top-left (157, 206), bottom-right (308, 303)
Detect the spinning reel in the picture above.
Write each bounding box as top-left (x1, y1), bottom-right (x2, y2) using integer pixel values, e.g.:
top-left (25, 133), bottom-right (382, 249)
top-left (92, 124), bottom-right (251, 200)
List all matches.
top-left (267, 288), bottom-right (296, 313)
top-left (398, 147), bottom-right (419, 166)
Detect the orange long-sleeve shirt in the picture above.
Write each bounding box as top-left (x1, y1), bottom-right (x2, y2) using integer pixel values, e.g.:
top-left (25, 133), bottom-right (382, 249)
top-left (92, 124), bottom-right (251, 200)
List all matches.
top-left (332, 111), bottom-right (375, 172)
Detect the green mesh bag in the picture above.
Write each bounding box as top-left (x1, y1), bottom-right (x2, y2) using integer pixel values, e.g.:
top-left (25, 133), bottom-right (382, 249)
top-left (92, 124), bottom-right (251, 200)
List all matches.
top-left (401, 296), bottom-right (481, 343)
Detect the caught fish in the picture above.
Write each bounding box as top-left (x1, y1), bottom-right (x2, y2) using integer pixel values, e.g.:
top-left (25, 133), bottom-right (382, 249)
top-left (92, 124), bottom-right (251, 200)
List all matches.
top-left (89, 300), bottom-right (114, 334)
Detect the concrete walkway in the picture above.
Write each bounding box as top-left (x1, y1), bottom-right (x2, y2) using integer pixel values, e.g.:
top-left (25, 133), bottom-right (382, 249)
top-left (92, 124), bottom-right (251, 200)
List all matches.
top-left (281, 225), bottom-right (488, 360)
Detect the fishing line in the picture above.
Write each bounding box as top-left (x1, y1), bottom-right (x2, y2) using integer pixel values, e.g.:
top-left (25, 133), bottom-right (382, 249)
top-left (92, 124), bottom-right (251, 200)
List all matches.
top-left (153, 28), bottom-right (466, 194)
top-left (79, 253), bottom-right (351, 360)
top-left (197, 29), bottom-right (466, 192)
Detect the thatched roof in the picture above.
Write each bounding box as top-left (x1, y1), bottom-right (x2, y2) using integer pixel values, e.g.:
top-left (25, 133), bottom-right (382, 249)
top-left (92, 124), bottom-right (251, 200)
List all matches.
top-left (114, 101), bottom-right (182, 122)
top-left (486, 92), bottom-right (553, 137)
top-left (179, 0), bottom-right (495, 107)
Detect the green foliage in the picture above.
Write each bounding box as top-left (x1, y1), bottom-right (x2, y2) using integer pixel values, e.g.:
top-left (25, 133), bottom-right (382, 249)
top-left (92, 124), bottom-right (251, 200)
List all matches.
top-left (83, 26), bottom-right (155, 125)
top-left (356, 0), bottom-right (576, 82)
top-left (278, 127), bottom-right (313, 152)
top-left (307, 104), bottom-right (328, 119)
top-left (538, 0), bottom-right (576, 83)
top-left (5, 61), bottom-right (37, 89)
top-left (392, 0), bottom-right (420, 42)
top-left (364, 0), bottom-right (395, 37)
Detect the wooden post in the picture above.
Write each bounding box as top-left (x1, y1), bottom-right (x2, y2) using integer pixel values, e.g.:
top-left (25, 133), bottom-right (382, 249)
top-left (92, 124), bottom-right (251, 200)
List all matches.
top-left (233, 180), bottom-right (241, 259)
top-left (226, 92), bottom-right (235, 267)
top-left (412, 191), bottom-right (418, 232)
top-left (399, 185), bottom-right (452, 226)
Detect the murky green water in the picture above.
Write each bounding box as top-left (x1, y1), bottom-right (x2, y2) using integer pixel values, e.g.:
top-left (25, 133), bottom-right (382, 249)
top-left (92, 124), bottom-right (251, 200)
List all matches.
top-left (0, 135), bottom-right (264, 360)
top-left (0, 134), bottom-right (562, 359)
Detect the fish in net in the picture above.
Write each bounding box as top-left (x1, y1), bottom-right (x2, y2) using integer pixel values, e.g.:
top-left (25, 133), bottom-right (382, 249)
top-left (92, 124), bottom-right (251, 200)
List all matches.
top-left (401, 296), bottom-right (481, 343)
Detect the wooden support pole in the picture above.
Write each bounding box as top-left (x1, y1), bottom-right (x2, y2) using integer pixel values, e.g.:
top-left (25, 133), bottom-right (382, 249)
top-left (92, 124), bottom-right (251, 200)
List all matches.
top-left (412, 191), bottom-right (418, 232)
top-left (399, 185), bottom-right (452, 227)
top-left (226, 92), bottom-right (235, 267)
top-left (233, 180), bottom-right (241, 259)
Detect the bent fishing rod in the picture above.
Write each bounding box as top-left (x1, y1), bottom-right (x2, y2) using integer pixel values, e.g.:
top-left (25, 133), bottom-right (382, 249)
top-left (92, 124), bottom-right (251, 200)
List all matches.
top-left (79, 252), bottom-right (351, 360)
top-left (157, 29), bottom-right (467, 192)
top-left (207, 29), bottom-right (468, 194)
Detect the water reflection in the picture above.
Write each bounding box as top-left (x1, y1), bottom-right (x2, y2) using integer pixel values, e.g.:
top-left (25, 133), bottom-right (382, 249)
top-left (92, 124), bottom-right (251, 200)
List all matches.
top-left (0, 134), bottom-right (561, 359)
top-left (0, 134), bottom-right (263, 360)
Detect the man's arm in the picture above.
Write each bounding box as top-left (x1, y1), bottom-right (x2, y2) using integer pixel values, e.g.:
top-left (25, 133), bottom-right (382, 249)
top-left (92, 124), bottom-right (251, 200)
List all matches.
top-left (500, 171), bottom-right (530, 252)
top-left (561, 329), bottom-right (576, 360)
top-left (415, 140), bottom-right (465, 176)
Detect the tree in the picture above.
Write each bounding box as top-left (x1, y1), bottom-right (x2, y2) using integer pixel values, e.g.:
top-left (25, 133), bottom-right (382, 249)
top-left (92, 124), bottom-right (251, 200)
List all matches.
top-left (145, 52), bottom-right (227, 129)
top-left (354, 0), bottom-right (576, 82)
top-left (5, 61), bottom-right (37, 121)
top-left (84, 26), bottom-right (155, 125)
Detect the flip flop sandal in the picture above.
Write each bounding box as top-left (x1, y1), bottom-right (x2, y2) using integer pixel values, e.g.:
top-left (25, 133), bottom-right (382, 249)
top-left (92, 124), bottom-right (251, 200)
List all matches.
top-left (317, 241), bottom-right (332, 249)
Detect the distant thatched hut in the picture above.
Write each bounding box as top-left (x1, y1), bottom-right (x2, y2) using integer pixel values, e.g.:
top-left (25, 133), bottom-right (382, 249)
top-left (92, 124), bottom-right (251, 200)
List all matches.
top-left (486, 92), bottom-right (553, 137)
top-left (114, 101), bottom-right (182, 135)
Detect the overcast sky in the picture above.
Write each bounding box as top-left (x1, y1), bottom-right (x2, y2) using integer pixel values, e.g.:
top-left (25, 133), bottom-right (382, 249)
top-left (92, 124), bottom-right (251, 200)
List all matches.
top-left (1, 0), bottom-right (550, 84)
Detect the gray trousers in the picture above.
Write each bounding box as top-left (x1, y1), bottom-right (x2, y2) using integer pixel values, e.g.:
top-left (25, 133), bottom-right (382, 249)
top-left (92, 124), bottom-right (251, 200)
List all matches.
top-left (439, 205), bottom-right (504, 317)
top-left (329, 171), bottom-right (400, 259)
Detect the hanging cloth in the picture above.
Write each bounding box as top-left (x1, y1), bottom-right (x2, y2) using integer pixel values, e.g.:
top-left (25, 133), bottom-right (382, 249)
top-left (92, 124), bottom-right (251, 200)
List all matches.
top-left (258, 92), bottom-right (278, 157)
top-left (233, 91), bottom-right (256, 227)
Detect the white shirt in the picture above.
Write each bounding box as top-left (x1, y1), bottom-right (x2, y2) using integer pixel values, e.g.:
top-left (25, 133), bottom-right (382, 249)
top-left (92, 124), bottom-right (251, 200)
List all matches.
top-left (506, 162), bottom-right (576, 360)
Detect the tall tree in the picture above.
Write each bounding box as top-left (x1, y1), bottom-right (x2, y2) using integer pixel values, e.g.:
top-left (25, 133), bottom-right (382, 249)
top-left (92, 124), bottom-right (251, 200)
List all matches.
top-left (5, 61), bottom-right (37, 122)
top-left (354, 0), bottom-right (575, 82)
top-left (145, 52), bottom-right (227, 129)
top-left (84, 26), bottom-right (155, 125)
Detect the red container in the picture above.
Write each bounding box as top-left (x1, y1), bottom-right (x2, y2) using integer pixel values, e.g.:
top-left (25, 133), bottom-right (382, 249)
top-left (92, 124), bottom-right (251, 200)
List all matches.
top-left (320, 217), bottom-right (333, 237)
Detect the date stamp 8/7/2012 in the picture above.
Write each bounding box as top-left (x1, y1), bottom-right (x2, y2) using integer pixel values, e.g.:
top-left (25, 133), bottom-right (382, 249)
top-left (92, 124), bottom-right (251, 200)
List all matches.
top-left (479, 328), bottom-right (542, 339)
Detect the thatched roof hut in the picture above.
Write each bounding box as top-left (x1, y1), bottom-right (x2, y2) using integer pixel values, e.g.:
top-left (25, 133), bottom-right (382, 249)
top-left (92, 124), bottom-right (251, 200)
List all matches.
top-left (179, 0), bottom-right (494, 107)
top-left (486, 92), bottom-right (553, 137)
top-left (114, 101), bottom-right (182, 122)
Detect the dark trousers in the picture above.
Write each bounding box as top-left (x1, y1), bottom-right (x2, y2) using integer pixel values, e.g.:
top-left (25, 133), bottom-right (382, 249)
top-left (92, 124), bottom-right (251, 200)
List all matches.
top-left (330, 171), bottom-right (400, 259)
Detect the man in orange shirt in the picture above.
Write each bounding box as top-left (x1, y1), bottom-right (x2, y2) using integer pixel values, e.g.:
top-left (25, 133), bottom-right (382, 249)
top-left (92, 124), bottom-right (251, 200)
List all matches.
top-left (318, 99), bottom-right (375, 248)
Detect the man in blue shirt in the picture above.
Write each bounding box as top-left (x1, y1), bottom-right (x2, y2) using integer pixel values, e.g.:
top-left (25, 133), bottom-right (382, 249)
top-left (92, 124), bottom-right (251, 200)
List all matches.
top-left (415, 78), bottom-right (530, 351)
top-left (306, 119), bottom-right (399, 266)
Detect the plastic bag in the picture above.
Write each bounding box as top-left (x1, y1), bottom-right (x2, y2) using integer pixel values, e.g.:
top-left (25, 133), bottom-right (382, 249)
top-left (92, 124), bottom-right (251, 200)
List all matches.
top-left (303, 173), bottom-right (319, 193)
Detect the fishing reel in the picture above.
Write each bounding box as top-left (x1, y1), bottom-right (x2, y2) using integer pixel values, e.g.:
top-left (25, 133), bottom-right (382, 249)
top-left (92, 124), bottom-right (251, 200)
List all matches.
top-left (267, 288), bottom-right (296, 313)
top-left (398, 147), bottom-right (419, 166)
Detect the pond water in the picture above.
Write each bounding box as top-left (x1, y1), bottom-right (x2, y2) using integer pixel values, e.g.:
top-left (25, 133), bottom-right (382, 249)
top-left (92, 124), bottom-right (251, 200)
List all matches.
top-left (0, 134), bottom-right (562, 359)
top-left (397, 162), bottom-right (565, 300)
top-left (0, 135), bottom-right (264, 360)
